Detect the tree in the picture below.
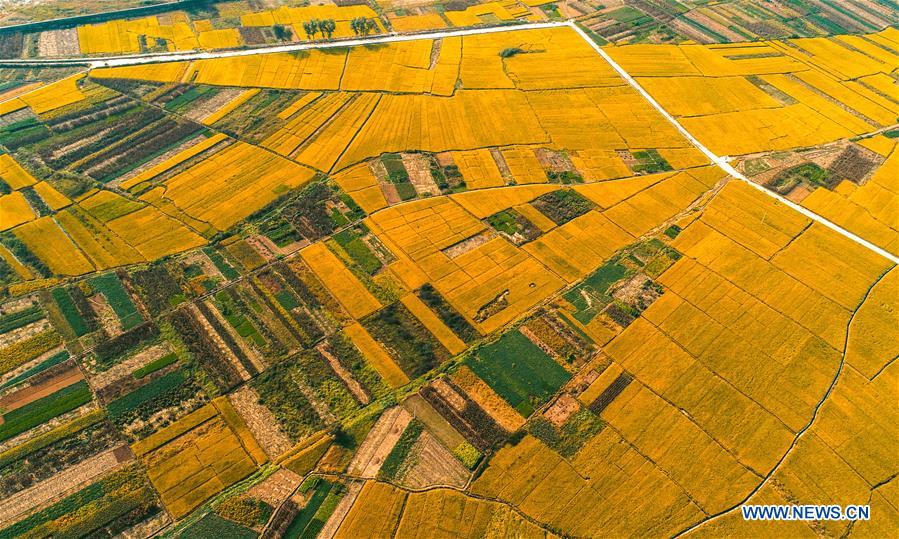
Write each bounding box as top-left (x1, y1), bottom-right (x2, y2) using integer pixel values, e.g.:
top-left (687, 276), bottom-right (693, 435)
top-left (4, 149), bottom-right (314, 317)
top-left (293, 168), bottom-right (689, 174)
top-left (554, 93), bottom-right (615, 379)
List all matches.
top-left (320, 19), bottom-right (336, 39)
top-left (272, 24), bottom-right (291, 41)
top-left (302, 20), bottom-right (317, 39)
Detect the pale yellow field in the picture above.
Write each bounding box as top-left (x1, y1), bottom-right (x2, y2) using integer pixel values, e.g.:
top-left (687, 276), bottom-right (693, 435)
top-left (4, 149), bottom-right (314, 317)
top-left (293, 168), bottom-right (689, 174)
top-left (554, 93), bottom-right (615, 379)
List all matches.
top-left (0, 192), bottom-right (35, 231)
top-left (0, 154), bottom-right (37, 189)
top-left (13, 216), bottom-right (95, 276)
top-left (300, 243), bottom-right (381, 319)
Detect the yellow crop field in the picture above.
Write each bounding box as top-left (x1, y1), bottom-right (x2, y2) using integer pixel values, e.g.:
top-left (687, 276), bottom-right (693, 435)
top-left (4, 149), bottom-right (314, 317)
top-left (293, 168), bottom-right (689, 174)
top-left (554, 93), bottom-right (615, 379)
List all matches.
top-left (858, 135), bottom-right (896, 157)
top-left (211, 396), bottom-right (268, 465)
top-left (679, 104), bottom-right (852, 156)
top-left (197, 29), bottom-right (241, 49)
top-left (0, 192), bottom-right (36, 231)
top-left (0, 244), bottom-right (32, 279)
top-left (294, 93), bottom-right (381, 172)
top-left (336, 90), bottom-right (549, 169)
top-left (201, 89), bottom-right (259, 125)
top-left (120, 133), bottom-right (228, 191)
top-left (570, 149), bottom-right (630, 181)
top-left (17, 74), bottom-right (87, 115)
top-left (452, 149), bottom-right (505, 189)
top-left (31, 181), bottom-right (71, 211)
top-left (56, 207), bottom-right (144, 269)
top-left (844, 269), bottom-right (899, 378)
top-left (771, 223), bottom-right (892, 311)
top-left (138, 405), bottom-right (258, 519)
top-left (78, 20), bottom-right (141, 54)
top-left (472, 433), bottom-right (704, 536)
top-left (787, 37), bottom-right (888, 80)
top-left (188, 50), bottom-right (346, 89)
top-left (523, 210), bottom-right (633, 283)
top-left (332, 163), bottom-right (387, 214)
top-left (342, 38), bottom-right (460, 96)
top-left (513, 203), bottom-right (556, 232)
top-left (599, 168), bottom-right (720, 237)
top-left (263, 93), bottom-right (354, 156)
top-left (90, 62), bottom-right (188, 83)
top-left (793, 70), bottom-right (896, 127)
top-left (445, 2), bottom-right (515, 27)
top-left (276, 91), bottom-right (322, 120)
top-left (434, 236), bottom-right (564, 333)
top-left (0, 153), bottom-right (37, 189)
top-left (78, 16), bottom-right (199, 54)
top-left (394, 488), bottom-right (548, 538)
top-left (451, 365), bottom-right (525, 432)
top-left (400, 294), bottom-right (466, 355)
top-left (106, 205), bottom-right (206, 260)
top-left (334, 482), bottom-right (408, 538)
top-left (13, 216), bottom-right (95, 276)
top-left (158, 142), bottom-right (316, 230)
top-left (451, 184), bottom-right (558, 218)
top-left (365, 196), bottom-right (564, 332)
top-left (500, 147), bottom-right (546, 184)
top-left (300, 243), bottom-right (381, 319)
top-left (637, 76), bottom-right (780, 116)
top-left (699, 180), bottom-right (810, 259)
top-left (344, 322), bottom-right (409, 388)
top-left (800, 148), bottom-right (898, 255)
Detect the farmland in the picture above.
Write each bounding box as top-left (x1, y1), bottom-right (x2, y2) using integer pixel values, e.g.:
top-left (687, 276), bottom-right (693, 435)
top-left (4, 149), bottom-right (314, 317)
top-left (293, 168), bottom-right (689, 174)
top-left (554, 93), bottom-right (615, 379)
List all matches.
top-left (0, 4), bottom-right (896, 539)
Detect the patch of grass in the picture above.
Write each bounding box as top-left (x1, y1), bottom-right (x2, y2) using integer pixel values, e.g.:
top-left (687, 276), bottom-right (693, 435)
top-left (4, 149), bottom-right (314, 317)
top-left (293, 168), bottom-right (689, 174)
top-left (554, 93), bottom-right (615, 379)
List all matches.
top-left (107, 369), bottom-right (188, 418)
top-left (333, 228), bottom-right (381, 275)
top-left (466, 330), bottom-right (571, 417)
top-left (90, 273), bottom-right (143, 330)
top-left (132, 352), bottom-right (178, 379)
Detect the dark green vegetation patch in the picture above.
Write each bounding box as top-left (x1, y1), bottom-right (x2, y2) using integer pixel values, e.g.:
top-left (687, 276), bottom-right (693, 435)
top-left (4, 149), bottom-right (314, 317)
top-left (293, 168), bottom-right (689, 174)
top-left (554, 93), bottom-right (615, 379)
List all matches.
top-left (466, 330), bottom-right (571, 417)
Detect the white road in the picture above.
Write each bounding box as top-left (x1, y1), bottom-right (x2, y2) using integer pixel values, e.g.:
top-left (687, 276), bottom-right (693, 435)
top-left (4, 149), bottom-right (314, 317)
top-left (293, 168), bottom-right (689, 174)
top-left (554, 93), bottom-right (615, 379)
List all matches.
top-left (3, 19), bottom-right (894, 265)
top-left (567, 21), bottom-right (899, 265)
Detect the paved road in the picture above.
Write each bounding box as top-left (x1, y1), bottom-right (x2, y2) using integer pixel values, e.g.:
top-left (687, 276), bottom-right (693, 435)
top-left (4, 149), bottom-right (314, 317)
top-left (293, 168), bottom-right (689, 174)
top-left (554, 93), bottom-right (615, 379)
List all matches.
top-left (569, 21), bottom-right (899, 265)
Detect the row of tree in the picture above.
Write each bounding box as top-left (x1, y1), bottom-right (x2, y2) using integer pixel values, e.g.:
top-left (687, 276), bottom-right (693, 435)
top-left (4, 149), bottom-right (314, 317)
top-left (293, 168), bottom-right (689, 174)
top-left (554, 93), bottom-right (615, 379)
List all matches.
top-left (300, 17), bottom-right (379, 39)
top-left (350, 17), bottom-right (378, 35)
top-left (302, 18), bottom-right (337, 39)
top-left (303, 17), bottom-right (378, 39)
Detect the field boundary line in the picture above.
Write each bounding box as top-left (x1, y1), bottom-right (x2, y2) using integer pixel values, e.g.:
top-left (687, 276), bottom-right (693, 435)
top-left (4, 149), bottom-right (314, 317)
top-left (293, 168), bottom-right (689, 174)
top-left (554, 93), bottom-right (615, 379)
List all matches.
top-left (566, 21), bottom-right (899, 266)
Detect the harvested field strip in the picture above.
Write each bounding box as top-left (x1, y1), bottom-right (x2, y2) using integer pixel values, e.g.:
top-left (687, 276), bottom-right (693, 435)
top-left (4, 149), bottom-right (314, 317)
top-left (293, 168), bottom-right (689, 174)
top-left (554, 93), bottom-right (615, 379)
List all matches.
top-left (203, 88), bottom-right (260, 125)
top-left (348, 406), bottom-right (413, 478)
top-left (344, 322), bottom-right (408, 388)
